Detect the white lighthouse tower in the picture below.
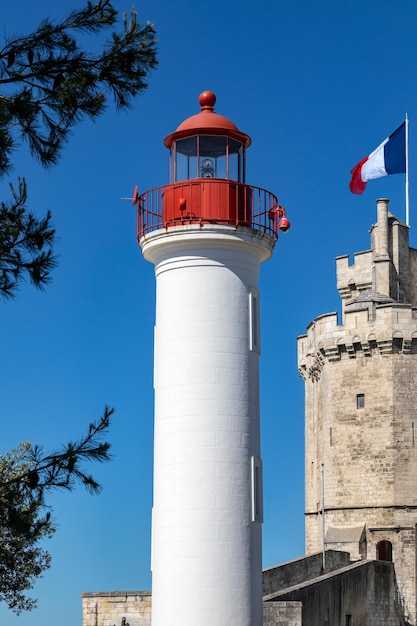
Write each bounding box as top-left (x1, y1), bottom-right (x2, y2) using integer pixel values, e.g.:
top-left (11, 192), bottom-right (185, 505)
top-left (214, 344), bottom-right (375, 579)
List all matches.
top-left (135, 91), bottom-right (289, 626)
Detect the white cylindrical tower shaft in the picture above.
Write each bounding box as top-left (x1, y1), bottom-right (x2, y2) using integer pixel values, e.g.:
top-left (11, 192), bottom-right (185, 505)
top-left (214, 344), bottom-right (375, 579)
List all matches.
top-left (142, 226), bottom-right (274, 626)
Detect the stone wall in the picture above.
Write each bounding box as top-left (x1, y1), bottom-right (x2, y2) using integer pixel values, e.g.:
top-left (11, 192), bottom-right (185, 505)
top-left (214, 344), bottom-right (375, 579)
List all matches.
top-left (81, 591), bottom-right (151, 626)
top-left (82, 590), bottom-right (303, 626)
top-left (262, 550), bottom-right (350, 596)
top-left (265, 560), bottom-right (402, 626)
top-left (263, 601), bottom-right (302, 626)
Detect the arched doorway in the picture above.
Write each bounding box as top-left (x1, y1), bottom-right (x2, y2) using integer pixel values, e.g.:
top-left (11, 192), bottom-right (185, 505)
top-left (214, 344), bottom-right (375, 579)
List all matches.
top-left (377, 540), bottom-right (392, 561)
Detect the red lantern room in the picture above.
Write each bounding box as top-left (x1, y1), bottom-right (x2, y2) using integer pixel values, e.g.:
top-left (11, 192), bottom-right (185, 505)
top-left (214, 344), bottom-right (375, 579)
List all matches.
top-left (135, 91), bottom-right (290, 239)
top-left (164, 90), bottom-right (250, 183)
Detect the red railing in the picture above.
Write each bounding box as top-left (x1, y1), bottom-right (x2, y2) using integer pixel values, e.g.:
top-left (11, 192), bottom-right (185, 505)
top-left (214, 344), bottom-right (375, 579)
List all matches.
top-left (136, 180), bottom-right (282, 241)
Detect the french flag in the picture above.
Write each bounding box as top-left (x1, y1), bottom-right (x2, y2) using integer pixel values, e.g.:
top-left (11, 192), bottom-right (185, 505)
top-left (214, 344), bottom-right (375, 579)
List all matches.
top-left (350, 122), bottom-right (406, 194)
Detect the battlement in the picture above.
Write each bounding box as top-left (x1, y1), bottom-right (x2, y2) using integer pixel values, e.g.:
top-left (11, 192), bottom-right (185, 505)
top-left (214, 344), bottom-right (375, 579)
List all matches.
top-left (298, 302), bottom-right (417, 379)
top-left (335, 200), bottom-right (417, 312)
top-left (336, 251), bottom-right (373, 299)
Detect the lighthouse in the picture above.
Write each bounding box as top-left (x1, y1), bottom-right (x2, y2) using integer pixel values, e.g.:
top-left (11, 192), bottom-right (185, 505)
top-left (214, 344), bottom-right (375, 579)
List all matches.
top-left (135, 91), bottom-right (289, 626)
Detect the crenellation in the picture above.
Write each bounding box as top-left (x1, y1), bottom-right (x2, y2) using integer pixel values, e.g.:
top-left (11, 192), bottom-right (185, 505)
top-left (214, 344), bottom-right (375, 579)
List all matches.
top-left (336, 251), bottom-right (373, 302)
top-left (298, 304), bottom-right (417, 377)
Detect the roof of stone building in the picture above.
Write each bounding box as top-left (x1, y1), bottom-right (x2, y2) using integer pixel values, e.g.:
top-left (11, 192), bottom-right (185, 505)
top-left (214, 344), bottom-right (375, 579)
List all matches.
top-left (345, 289), bottom-right (395, 309)
top-left (387, 210), bottom-right (406, 225)
top-left (325, 525), bottom-right (365, 543)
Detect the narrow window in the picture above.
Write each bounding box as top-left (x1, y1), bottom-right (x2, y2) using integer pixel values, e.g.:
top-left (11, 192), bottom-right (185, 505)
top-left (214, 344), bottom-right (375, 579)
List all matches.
top-left (249, 290), bottom-right (260, 353)
top-left (356, 393), bottom-right (365, 409)
top-left (345, 616), bottom-right (353, 626)
top-left (251, 456), bottom-right (263, 523)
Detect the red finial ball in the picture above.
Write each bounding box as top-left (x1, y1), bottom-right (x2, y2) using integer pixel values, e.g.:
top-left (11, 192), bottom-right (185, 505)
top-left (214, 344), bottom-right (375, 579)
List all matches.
top-left (199, 91), bottom-right (216, 111)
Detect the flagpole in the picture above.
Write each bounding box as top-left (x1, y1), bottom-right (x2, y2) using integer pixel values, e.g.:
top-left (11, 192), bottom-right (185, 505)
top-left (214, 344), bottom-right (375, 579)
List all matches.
top-left (406, 113), bottom-right (409, 226)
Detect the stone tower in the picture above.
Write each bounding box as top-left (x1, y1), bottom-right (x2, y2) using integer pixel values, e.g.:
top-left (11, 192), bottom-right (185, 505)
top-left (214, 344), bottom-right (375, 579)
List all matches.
top-left (298, 199), bottom-right (417, 625)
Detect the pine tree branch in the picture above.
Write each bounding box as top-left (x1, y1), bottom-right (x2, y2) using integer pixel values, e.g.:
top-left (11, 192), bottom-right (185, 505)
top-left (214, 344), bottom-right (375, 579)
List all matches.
top-left (0, 407), bottom-right (113, 497)
top-left (0, 178), bottom-right (56, 298)
top-left (0, 3), bottom-right (157, 167)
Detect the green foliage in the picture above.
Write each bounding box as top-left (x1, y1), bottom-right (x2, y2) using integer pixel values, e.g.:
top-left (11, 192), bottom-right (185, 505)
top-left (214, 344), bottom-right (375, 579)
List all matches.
top-left (0, 178), bottom-right (56, 297)
top-left (0, 0), bottom-right (156, 612)
top-left (0, 407), bottom-right (113, 613)
top-left (0, 0), bottom-right (157, 296)
top-left (0, 0), bottom-right (157, 170)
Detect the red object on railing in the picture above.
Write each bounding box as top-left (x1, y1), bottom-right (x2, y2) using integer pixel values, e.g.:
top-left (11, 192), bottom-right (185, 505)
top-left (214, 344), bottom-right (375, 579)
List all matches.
top-left (136, 180), bottom-right (281, 241)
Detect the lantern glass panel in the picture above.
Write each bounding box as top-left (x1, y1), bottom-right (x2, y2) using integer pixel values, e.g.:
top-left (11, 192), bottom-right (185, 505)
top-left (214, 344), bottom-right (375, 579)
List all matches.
top-left (172, 135), bottom-right (246, 183)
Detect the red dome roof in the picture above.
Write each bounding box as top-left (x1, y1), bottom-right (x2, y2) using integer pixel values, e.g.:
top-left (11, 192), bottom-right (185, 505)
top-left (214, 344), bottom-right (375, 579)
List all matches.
top-left (164, 91), bottom-right (251, 148)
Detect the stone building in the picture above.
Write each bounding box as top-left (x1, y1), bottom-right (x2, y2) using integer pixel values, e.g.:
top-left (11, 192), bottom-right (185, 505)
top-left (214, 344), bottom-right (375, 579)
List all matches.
top-left (83, 198), bottom-right (417, 626)
top-left (298, 198), bottom-right (417, 625)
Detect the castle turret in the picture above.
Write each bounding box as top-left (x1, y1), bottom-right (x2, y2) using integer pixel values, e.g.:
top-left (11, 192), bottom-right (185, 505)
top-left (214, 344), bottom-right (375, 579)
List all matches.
top-left (298, 199), bottom-right (417, 624)
top-left (135, 92), bottom-right (289, 626)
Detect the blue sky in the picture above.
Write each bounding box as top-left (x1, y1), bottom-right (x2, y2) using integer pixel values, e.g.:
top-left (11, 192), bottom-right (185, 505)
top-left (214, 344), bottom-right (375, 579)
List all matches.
top-left (0, 0), bottom-right (416, 624)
